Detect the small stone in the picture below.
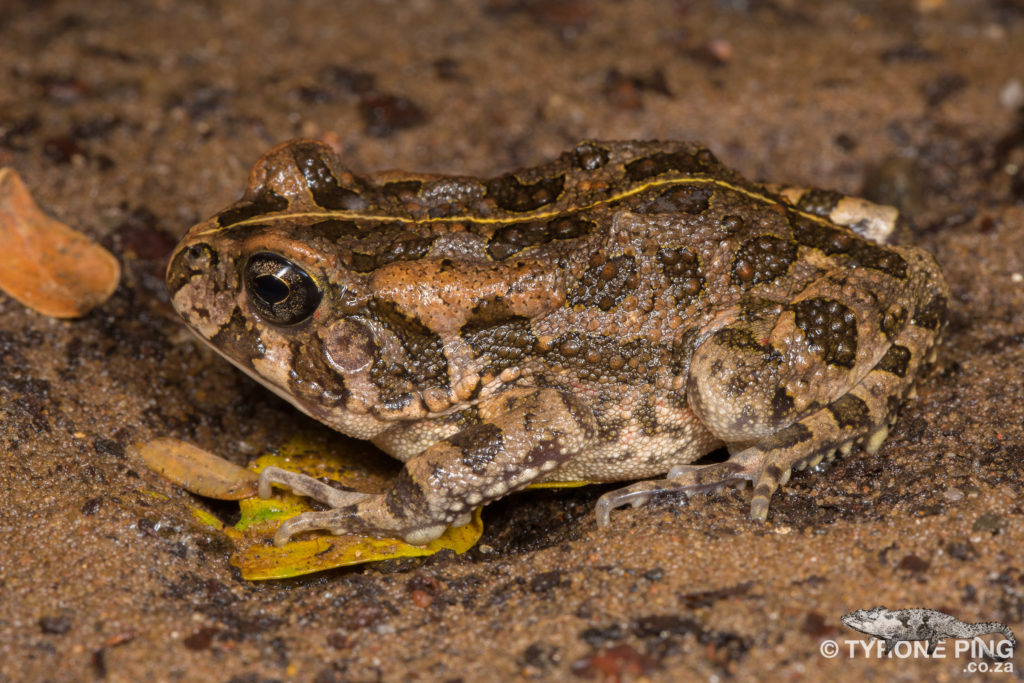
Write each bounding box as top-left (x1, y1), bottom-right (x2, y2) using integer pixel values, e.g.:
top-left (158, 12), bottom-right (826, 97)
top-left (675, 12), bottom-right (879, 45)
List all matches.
top-left (942, 487), bottom-right (964, 502)
top-left (999, 78), bottom-right (1024, 110)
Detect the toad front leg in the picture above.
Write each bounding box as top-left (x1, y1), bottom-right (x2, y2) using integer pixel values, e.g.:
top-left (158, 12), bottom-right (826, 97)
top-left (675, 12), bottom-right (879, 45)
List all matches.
top-left (259, 387), bottom-right (597, 546)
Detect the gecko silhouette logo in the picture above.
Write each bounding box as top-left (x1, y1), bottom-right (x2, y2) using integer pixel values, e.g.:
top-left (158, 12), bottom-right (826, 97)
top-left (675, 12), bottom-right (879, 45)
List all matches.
top-left (838, 606), bottom-right (1016, 662)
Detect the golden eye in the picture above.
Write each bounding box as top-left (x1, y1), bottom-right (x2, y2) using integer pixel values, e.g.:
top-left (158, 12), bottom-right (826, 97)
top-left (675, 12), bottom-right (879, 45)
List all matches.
top-left (244, 253), bottom-right (322, 325)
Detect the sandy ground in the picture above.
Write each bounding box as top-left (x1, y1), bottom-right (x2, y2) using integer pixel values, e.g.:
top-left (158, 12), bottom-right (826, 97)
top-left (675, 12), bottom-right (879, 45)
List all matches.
top-left (2, 1), bottom-right (1023, 680)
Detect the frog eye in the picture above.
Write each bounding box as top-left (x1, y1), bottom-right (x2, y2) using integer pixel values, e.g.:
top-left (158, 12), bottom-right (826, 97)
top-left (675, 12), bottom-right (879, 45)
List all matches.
top-left (244, 253), bottom-right (322, 325)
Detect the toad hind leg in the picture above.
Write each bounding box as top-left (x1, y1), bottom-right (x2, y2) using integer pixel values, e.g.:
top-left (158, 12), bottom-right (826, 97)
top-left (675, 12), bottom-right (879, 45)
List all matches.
top-left (599, 246), bottom-right (947, 525)
top-left (259, 387), bottom-right (596, 546)
top-left (597, 371), bottom-right (913, 525)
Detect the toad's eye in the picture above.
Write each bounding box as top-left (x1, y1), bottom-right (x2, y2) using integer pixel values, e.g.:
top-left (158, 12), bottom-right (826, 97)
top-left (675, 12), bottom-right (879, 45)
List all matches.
top-left (244, 253), bottom-right (322, 325)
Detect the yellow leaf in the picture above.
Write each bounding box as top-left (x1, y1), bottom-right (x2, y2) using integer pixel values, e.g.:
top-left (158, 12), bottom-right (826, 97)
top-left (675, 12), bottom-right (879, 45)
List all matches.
top-left (231, 507), bottom-right (483, 581)
top-left (143, 432), bottom-right (587, 578)
top-left (228, 437), bottom-right (484, 579)
top-left (526, 480), bottom-right (591, 489)
top-left (190, 506), bottom-right (228, 533)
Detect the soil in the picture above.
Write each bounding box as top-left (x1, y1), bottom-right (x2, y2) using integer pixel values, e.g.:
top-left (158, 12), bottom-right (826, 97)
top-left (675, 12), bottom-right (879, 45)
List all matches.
top-left (2, 1), bottom-right (1023, 681)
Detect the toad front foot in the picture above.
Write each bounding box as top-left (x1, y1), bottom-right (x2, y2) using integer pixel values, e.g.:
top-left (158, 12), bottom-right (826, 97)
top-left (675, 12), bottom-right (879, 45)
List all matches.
top-left (258, 468), bottom-right (468, 547)
top-left (257, 466), bottom-right (376, 546)
top-left (258, 388), bottom-right (597, 546)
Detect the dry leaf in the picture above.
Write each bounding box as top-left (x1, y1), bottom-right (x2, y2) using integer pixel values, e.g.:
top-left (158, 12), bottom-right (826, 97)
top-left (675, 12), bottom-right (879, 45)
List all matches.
top-left (0, 168), bottom-right (120, 317)
top-left (135, 437), bottom-right (258, 500)
top-left (143, 433), bottom-right (576, 579)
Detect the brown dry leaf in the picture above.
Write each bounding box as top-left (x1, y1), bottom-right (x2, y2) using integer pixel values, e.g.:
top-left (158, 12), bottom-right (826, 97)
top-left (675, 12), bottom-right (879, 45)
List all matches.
top-left (135, 438), bottom-right (259, 500)
top-left (0, 168), bottom-right (120, 317)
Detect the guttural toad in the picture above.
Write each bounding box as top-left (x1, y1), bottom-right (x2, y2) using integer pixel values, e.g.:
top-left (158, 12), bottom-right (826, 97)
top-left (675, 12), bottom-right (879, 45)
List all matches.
top-left (167, 140), bottom-right (948, 545)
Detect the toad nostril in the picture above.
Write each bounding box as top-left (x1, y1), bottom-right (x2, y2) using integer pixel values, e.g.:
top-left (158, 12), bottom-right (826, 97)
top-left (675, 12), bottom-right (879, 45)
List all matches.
top-left (184, 243), bottom-right (218, 268)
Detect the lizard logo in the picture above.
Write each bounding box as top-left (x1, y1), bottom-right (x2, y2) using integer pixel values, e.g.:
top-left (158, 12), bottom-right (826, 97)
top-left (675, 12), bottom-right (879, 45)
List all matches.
top-left (841, 606), bottom-right (1015, 662)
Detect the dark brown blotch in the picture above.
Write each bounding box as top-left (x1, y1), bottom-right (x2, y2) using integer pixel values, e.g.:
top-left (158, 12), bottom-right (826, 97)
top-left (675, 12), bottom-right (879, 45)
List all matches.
top-left (381, 179), bottom-right (424, 199)
top-left (485, 173), bottom-right (565, 213)
top-left (383, 469), bottom-right (430, 519)
top-left (713, 327), bottom-right (767, 353)
top-left (492, 222), bottom-right (550, 258)
top-left (827, 394), bottom-right (872, 430)
top-left (640, 185), bottom-right (712, 214)
top-left (623, 149), bottom-right (721, 182)
top-left (911, 292), bottom-right (947, 331)
top-left (763, 464), bottom-right (785, 484)
top-left (731, 235), bottom-right (798, 287)
top-left (215, 190), bottom-right (288, 227)
top-left (448, 423), bottom-right (505, 476)
top-left (853, 243), bottom-right (908, 279)
top-left (443, 405), bottom-right (481, 428)
top-left (657, 247), bottom-right (704, 302)
top-left (548, 215), bottom-right (592, 240)
top-left (291, 142), bottom-right (368, 211)
top-left (208, 307), bottom-right (260, 368)
top-left (382, 236), bottom-right (434, 266)
top-left (378, 388), bottom-right (416, 413)
top-left (287, 337), bottom-right (350, 407)
top-left (875, 344), bottom-right (911, 378)
top-left (349, 252), bottom-right (378, 272)
top-left (543, 332), bottom-right (662, 383)
top-left (463, 297), bottom-right (518, 328)
top-left (486, 216), bottom-right (593, 260)
top-left (567, 255), bottom-right (638, 311)
top-left (523, 438), bottom-right (568, 470)
top-left (795, 188), bottom-right (844, 218)
top-left (367, 299), bottom-right (448, 392)
top-left (790, 215), bottom-right (847, 252)
top-left (462, 317), bottom-right (536, 375)
top-left (770, 387), bottom-right (796, 423)
top-left (310, 219), bottom-right (363, 241)
top-left (762, 422), bottom-right (813, 451)
top-left (789, 215), bottom-right (907, 279)
top-left (349, 234), bottom-right (435, 273)
top-left (720, 214), bottom-right (745, 233)
top-left (880, 306), bottom-right (907, 340)
top-left (634, 401), bottom-right (663, 436)
top-left (792, 297), bottom-right (858, 368)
